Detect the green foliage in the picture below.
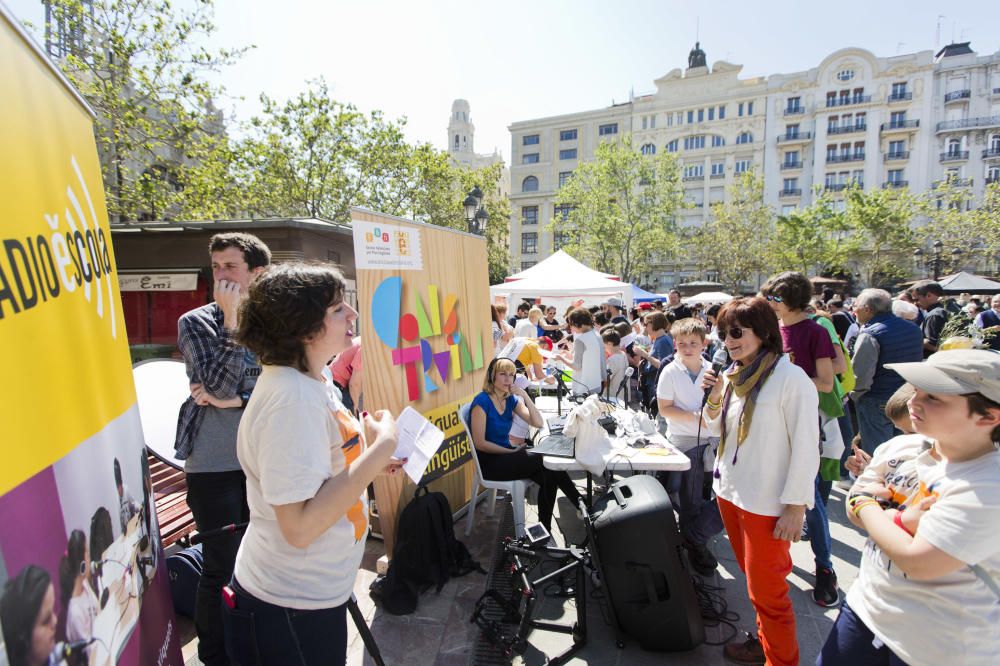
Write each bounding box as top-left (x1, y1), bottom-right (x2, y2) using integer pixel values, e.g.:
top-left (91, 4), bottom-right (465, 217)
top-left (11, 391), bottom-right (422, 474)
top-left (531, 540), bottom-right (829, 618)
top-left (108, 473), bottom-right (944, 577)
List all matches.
top-left (917, 180), bottom-right (996, 275)
top-left (549, 134), bottom-right (684, 283)
top-left (42, 0), bottom-right (248, 222)
top-left (769, 189), bottom-right (850, 276)
top-left (842, 184), bottom-right (920, 288)
top-left (692, 171), bottom-right (774, 293)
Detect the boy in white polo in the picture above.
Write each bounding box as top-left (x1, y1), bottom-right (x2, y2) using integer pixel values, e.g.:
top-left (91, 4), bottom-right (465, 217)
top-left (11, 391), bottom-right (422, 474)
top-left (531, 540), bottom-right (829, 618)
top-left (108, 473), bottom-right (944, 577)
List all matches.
top-left (656, 318), bottom-right (725, 575)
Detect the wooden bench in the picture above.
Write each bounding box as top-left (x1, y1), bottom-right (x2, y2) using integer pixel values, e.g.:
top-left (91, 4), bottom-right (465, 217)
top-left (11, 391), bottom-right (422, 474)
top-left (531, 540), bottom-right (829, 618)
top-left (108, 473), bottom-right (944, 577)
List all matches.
top-left (149, 452), bottom-right (196, 548)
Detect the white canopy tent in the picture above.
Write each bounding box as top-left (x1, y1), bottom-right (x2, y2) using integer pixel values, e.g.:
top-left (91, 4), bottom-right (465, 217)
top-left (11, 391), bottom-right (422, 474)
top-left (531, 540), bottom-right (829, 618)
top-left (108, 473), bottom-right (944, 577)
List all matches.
top-left (504, 250), bottom-right (619, 282)
top-left (683, 291), bottom-right (733, 305)
top-left (491, 270), bottom-right (634, 310)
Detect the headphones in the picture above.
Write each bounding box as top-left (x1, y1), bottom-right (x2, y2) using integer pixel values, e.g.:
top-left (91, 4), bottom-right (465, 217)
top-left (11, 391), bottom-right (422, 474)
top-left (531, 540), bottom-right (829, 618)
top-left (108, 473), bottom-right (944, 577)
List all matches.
top-left (486, 357), bottom-right (500, 384)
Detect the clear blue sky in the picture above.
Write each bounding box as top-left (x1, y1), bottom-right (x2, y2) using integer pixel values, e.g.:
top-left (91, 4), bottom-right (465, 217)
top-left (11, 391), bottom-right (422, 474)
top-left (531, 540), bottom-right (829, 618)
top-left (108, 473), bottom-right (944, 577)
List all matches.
top-left (7, 0), bottom-right (1000, 162)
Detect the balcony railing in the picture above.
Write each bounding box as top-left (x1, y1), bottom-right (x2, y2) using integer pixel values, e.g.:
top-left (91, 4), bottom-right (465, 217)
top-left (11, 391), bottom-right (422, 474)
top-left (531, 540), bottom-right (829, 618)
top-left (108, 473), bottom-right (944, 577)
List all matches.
top-left (776, 131), bottom-right (812, 143)
top-left (987, 177), bottom-right (1000, 185)
top-left (944, 89), bottom-right (971, 103)
top-left (983, 148), bottom-right (1000, 160)
top-left (824, 183), bottom-right (848, 192)
top-left (827, 124), bottom-right (867, 135)
top-left (710, 172), bottom-right (726, 179)
top-left (882, 180), bottom-right (908, 189)
top-left (780, 161), bottom-right (803, 170)
top-left (881, 119), bottom-right (920, 132)
top-left (884, 151), bottom-right (910, 161)
top-left (784, 106), bottom-right (805, 116)
top-left (826, 153), bottom-right (866, 164)
top-left (939, 151), bottom-right (970, 162)
top-left (779, 188), bottom-right (802, 197)
top-left (888, 92), bottom-right (912, 102)
top-left (936, 116), bottom-right (1000, 132)
top-left (826, 95), bottom-right (872, 108)
top-left (683, 174), bottom-right (705, 181)
top-left (932, 178), bottom-right (973, 188)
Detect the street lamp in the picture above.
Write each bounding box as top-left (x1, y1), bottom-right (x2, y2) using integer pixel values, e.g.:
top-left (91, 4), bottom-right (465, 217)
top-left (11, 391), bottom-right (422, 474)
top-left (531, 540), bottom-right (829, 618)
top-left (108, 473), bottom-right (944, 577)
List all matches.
top-left (463, 186), bottom-right (488, 235)
top-left (913, 240), bottom-right (961, 281)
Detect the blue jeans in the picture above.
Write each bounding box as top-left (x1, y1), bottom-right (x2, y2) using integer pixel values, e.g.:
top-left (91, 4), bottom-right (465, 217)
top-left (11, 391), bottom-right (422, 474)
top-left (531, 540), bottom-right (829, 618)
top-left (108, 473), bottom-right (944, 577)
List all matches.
top-left (676, 443), bottom-right (724, 546)
top-left (186, 470), bottom-right (249, 666)
top-left (806, 475), bottom-right (833, 570)
top-left (817, 601), bottom-right (908, 665)
top-left (223, 578), bottom-right (348, 666)
top-left (854, 395), bottom-right (897, 456)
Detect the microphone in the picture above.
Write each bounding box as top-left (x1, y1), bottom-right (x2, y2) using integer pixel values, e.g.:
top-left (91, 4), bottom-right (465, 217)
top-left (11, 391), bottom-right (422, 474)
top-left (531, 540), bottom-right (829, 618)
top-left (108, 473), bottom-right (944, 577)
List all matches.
top-left (51, 638), bottom-right (95, 662)
top-left (702, 348), bottom-right (730, 407)
top-left (549, 367), bottom-right (595, 399)
top-left (617, 366), bottom-right (635, 399)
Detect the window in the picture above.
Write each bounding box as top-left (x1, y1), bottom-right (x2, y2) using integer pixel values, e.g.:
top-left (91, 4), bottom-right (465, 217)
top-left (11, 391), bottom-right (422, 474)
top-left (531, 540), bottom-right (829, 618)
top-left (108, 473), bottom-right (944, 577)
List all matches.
top-left (554, 204), bottom-right (572, 221)
top-left (676, 112), bottom-right (684, 125)
top-left (687, 110), bottom-right (694, 124)
top-left (521, 206), bottom-right (538, 225)
top-left (855, 112), bottom-right (866, 128)
top-left (666, 114), bottom-right (674, 127)
top-left (825, 173), bottom-right (837, 188)
top-left (786, 97), bottom-right (801, 112)
top-left (711, 162), bottom-right (725, 176)
top-left (559, 148), bottom-right (577, 160)
top-left (990, 134), bottom-right (1000, 152)
top-left (684, 165), bottom-right (704, 178)
top-left (738, 102), bottom-right (744, 117)
top-left (521, 232), bottom-right (538, 254)
top-left (785, 124), bottom-right (800, 138)
top-left (718, 105), bottom-right (726, 120)
top-left (521, 176), bottom-right (539, 192)
top-left (747, 101), bottom-right (754, 115)
top-left (852, 170), bottom-right (864, 187)
top-left (988, 166), bottom-right (1000, 182)
top-left (947, 138), bottom-right (962, 155)
top-left (735, 159), bottom-right (751, 174)
top-left (454, 134), bottom-right (459, 149)
top-left (683, 135), bottom-right (706, 150)
top-left (598, 123), bottom-right (618, 136)
top-left (560, 129), bottom-right (578, 141)
top-left (827, 144), bottom-right (838, 160)
top-left (890, 111), bottom-right (906, 127)
top-left (523, 134), bottom-right (539, 146)
top-left (888, 140), bottom-right (905, 157)
top-left (650, 114), bottom-right (656, 129)
top-left (558, 171), bottom-right (572, 187)
top-left (711, 135), bottom-right (725, 147)
top-left (784, 150), bottom-right (800, 165)
top-left (853, 142), bottom-right (865, 158)
top-left (698, 109), bottom-right (704, 122)
top-left (736, 132), bottom-right (753, 144)
top-left (708, 107), bottom-right (715, 121)
top-left (640, 143), bottom-right (656, 155)
top-left (553, 232), bottom-right (570, 250)
top-left (888, 169), bottom-right (904, 183)
top-left (783, 178), bottom-right (799, 191)
top-left (522, 153), bottom-right (539, 164)
top-left (666, 139), bottom-right (679, 152)
top-left (521, 261), bottom-right (536, 270)
top-left (837, 69), bottom-right (855, 82)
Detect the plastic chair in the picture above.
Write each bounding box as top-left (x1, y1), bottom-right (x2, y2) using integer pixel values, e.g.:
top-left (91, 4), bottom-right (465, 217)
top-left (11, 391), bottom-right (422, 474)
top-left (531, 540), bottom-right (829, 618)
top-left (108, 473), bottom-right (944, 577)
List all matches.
top-left (458, 402), bottom-right (527, 537)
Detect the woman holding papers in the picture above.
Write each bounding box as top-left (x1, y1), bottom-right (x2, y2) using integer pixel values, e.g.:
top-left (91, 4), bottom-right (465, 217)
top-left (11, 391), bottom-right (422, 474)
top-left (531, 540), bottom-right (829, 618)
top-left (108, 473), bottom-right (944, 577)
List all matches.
top-left (224, 262), bottom-right (403, 665)
top-left (470, 357), bottom-right (584, 531)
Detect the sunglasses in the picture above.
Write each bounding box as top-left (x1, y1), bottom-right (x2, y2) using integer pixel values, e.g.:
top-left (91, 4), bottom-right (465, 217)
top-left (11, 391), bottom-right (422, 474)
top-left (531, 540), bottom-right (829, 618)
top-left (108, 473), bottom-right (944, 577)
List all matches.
top-left (764, 295), bottom-right (783, 303)
top-left (718, 327), bottom-right (752, 341)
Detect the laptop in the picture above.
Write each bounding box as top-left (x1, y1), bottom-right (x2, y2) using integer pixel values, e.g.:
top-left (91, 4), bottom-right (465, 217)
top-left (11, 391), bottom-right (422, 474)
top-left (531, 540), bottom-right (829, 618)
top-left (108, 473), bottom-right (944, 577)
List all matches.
top-left (528, 433), bottom-right (576, 458)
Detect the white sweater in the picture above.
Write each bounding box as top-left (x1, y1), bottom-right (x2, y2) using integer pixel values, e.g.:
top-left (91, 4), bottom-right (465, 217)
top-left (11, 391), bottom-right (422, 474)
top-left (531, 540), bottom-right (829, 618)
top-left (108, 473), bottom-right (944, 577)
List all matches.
top-left (707, 355), bottom-right (819, 517)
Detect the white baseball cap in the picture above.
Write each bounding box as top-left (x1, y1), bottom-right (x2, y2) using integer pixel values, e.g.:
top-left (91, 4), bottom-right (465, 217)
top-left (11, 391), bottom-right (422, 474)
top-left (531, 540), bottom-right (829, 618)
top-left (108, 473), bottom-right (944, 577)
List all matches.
top-left (886, 350), bottom-right (1000, 403)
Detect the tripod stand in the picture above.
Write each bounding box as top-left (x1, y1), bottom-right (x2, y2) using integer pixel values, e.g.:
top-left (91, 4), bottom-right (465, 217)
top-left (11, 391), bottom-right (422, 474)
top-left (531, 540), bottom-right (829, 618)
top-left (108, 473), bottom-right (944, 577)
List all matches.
top-left (192, 523), bottom-right (385, 666)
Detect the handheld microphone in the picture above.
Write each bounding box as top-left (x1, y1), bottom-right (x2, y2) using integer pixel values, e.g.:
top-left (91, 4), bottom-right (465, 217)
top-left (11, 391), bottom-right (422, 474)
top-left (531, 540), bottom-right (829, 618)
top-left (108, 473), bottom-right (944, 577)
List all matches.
top-left (51, 638), bottom-right (95, 662)
top-left (616, 366), bottom-right (635, 399)
top-left (702, 348), bottom-right (730, 407)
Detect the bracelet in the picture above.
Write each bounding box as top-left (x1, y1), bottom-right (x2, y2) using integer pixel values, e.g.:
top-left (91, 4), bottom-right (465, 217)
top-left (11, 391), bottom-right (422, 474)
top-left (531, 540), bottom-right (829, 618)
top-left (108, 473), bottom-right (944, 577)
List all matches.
top-left (893, 510), bottom-right (914, 536)
top-left (705, 398), bottom-right (721, 410)
top-left (848, 496), bottom-right (879, 518)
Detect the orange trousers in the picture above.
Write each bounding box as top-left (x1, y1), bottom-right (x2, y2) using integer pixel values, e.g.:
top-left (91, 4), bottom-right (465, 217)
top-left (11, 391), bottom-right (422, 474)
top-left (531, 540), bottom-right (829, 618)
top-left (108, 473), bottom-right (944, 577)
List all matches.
top-left (717, 497), bottom-right (798, 666)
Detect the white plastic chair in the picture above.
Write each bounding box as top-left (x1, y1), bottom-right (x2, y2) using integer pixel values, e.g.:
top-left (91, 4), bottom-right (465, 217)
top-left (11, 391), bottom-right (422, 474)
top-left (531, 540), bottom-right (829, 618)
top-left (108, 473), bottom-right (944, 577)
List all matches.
top-left (459, 402), bottom-right (527, 537)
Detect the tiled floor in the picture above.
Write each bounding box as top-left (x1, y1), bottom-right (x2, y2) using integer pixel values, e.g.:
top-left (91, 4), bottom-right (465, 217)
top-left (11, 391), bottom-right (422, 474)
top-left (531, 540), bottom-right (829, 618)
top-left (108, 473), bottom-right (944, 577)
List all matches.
top-left (183, 481), bottom-right (867, 665)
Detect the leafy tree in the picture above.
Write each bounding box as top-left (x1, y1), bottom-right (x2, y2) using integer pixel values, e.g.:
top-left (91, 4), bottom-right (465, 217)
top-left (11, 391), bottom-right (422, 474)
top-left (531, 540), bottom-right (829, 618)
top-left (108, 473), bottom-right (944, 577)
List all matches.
top-left (41, 0), bottom-right (247, 222)
top-left (978, 180), bottom-right (1000, 264)
top-left (692, 171), bottom-right (774, 293)
top-left (549, 134), bottom-right (684, 284)
top-left (842, 184), bottom-right (921, 288)
top-left (769, 188), bottom-right (850, 276)
top-left (917, 180), bottom-right (993, 275)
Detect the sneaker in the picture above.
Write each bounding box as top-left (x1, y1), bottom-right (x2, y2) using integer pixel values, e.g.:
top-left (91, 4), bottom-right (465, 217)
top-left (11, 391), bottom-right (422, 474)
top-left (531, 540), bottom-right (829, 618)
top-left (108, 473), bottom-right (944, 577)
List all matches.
top-left (683, 540), bottom-right (719, 576)
top-left (723, 632), bottom-right (765, 665)
top-left (813, 567), bottom-right (841, 607)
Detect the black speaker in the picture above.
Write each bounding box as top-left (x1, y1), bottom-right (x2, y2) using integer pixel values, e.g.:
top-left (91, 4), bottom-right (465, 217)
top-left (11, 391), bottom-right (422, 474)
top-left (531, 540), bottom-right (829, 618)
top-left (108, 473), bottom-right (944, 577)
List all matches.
top-left (590, 475), bottom-right (705, 652)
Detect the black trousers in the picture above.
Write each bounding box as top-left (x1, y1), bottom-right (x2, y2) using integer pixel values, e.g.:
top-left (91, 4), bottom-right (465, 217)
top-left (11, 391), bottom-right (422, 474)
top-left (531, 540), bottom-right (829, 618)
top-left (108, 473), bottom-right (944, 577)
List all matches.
top-left (186, 470), bottom-right (250, 666)
top-left (478, 449), bottom-right (582, 529)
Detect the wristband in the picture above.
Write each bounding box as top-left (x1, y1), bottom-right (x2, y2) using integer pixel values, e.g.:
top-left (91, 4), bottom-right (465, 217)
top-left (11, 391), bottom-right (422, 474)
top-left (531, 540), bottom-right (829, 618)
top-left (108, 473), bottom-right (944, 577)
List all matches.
top-left (848, 496), bottom-right (879, 518)
top-left (705, 398), bottom-right (721, 410)
top-left (893, 510), bottom-right (914, 536)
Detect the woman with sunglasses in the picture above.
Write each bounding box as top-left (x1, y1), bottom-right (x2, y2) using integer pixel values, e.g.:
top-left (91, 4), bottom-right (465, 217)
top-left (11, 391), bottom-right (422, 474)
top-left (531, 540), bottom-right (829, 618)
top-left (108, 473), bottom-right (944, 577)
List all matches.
top-left (701, 297), bottom-right (819, 666)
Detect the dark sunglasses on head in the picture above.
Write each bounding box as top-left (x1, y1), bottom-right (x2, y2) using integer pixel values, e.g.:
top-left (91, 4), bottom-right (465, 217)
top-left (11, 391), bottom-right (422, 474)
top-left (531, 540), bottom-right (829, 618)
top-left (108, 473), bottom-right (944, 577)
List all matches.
top-left (764, 294), bottom-right (783, 303)
top-left (718, 327), bottom-right (750, 341)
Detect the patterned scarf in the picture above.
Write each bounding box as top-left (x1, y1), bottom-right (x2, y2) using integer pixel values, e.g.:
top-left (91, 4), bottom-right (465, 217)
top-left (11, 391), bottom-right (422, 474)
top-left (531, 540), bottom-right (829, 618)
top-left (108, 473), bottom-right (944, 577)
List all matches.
top-left (715, 351), bottom-right (781, 472)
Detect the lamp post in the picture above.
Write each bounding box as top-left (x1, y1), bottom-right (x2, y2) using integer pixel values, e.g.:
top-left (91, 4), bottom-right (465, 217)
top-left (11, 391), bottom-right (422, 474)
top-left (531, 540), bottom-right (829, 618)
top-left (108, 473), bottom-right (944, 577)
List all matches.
top-left (462, 185), bottom-right (488, 235)
top-left (914, 240), bottom-right (962, 281)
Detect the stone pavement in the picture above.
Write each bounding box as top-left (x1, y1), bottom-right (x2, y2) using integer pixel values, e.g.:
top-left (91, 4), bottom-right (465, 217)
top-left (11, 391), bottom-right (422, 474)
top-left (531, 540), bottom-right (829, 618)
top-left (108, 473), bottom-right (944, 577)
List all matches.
top-left (182, 480), bottom-right (867, 665)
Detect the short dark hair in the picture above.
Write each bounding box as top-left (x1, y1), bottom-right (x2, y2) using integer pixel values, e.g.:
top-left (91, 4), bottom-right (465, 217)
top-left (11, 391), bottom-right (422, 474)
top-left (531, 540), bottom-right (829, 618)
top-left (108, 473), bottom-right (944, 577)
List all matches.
top-left (209, 232), bottom-right (271, 270)
top-left (715, 297), bottom-right (783, 356)
top-left (828, 299), bottom-right (844, 309)
top-left (516, 302), bottom-right (531, 314)
top-left (706, 303), bottom-right (722, 318)
top-left (1, 565), bottom-right (52, 665)
top-left (236, 262), bottom-right (346, 372)
top-left (645, 311), bottom-right (668, 331)
top-left (761, 271), bottom-right (813, 310)
top-left (965, 393), bottom-right (1000, 443)
top-left (613, 321), bottom-right (631, 338)
top-left (602, 330), bottom-right (621, 346)
top-left (567, 307), bottom-right (594, 328)
top-left (912, 280), bottom-right (944, 297)
top-left (593, 311), bottom-right (610, 326)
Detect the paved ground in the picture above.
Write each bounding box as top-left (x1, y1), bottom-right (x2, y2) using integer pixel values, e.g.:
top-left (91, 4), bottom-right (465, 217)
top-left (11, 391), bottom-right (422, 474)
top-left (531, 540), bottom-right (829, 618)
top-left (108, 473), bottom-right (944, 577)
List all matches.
top-left (181, 478), bottom-right (866, 665)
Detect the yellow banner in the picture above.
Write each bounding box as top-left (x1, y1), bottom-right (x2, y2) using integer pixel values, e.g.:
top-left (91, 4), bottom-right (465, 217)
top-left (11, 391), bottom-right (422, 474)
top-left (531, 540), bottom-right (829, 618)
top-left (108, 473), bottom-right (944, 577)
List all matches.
top-left (0, 15), bottom-right (133, 494)
top-left (419, 395), bottom-right (476, 485)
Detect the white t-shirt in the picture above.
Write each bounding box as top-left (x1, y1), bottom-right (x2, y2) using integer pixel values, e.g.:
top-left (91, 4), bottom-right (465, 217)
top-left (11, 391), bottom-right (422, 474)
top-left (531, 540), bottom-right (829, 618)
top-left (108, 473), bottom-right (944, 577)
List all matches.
top-left (847, 449), bottom-right (1000, 666)
top-left (571, 329), bottom-right (606, 395)
top-left (514, 318), bottom-right (536, 339)
top-left (234, 365), bottom-right (368, 609)
top-left (657, 356), bottom-right (711, 441)
top-left (706, 355), bottom-right (819, 516)
top-left (606, 351), bottom-right (629, 399)
top-left (850, 433), bottom-right (930, 507)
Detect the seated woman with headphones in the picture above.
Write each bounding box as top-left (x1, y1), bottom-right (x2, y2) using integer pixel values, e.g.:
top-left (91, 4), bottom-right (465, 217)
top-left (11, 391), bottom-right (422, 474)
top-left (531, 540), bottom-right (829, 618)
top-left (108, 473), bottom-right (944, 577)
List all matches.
top-left (470, 357), bottom-right (584, 531)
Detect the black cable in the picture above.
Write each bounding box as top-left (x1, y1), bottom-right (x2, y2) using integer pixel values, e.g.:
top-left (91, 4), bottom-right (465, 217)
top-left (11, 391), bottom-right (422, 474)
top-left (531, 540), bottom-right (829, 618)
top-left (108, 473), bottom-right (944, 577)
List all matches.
top-left (691, 574), bottom-right (740, 646)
